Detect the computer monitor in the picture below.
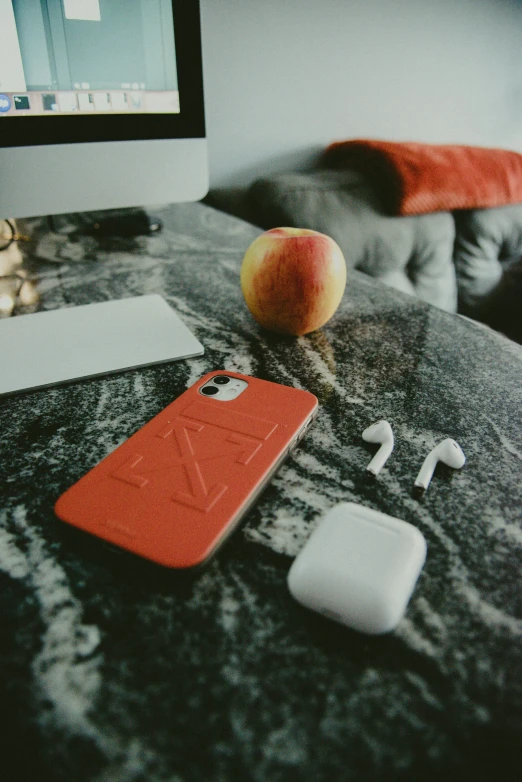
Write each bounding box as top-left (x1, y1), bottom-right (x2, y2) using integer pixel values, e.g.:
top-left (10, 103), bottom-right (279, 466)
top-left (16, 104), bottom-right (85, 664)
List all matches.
top-left (0, 0), bottom-right (208, 219)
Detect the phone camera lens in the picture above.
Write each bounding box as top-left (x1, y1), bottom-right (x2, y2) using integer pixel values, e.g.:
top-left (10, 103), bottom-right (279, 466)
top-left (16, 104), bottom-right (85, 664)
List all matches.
top-left (213, 376), bottom-right (230, 385)
top-left (201, 386), bottom-right (219, 396)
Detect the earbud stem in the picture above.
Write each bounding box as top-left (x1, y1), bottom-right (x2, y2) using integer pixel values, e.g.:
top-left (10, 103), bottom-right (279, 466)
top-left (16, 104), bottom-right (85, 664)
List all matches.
top-left (414, 456), bottom-right (436, 490)
top-left (366, 443), bottom-right (393, 476)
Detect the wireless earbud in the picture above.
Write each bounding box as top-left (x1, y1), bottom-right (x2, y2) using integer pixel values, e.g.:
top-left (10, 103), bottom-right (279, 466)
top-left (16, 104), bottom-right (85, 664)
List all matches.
top-left (414, 438), bottom-right (466, 491)
top-left (362, 420), bottom-right (394, 476)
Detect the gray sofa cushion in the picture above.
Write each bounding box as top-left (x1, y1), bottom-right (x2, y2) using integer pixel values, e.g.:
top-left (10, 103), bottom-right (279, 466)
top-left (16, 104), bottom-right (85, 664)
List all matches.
top-left (453, 204), bottom-right (522, 342)
top-left (467, 257), bottom-right (522, 343)
top-left (247, 170), bottom-right (457, 312)
top-left (453, 203), bottom-right (522, 308)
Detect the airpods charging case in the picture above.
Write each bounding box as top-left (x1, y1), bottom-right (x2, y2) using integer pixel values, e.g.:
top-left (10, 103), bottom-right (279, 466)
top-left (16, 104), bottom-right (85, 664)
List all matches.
top-left (287, 502), bottom-right (427, 634)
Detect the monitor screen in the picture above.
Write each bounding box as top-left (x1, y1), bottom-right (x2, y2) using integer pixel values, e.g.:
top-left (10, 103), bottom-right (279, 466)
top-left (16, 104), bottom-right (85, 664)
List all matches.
top-left (2, 0), bottom-right (181, 117)
top-left (0, 0), bottom-right (208, 217)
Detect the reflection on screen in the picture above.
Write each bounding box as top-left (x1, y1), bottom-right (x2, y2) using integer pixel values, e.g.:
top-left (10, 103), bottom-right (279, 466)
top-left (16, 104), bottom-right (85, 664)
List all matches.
top-left (0, 0), bottom-right (180, 116)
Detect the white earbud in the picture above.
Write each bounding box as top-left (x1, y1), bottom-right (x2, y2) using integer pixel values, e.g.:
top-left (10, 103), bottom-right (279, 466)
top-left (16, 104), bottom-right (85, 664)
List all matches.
top-left (414, 438), bottom-right (466, 491)
top-left (362, 420), bottom-right (394, 476)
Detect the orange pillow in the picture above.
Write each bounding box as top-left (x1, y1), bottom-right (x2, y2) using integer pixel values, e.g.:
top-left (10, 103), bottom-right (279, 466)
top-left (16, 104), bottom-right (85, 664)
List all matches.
top-left (323, 139), bottom-right (522, 216)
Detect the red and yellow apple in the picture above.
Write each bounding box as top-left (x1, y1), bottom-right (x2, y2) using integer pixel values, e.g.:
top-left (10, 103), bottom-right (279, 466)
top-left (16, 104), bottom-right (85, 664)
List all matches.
top-left (240, 227), bottom-right (347, 336)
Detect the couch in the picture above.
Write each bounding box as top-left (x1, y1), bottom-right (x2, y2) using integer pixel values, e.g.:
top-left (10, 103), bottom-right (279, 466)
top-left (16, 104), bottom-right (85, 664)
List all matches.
top-left (205, 167), bottom-right (522, 342)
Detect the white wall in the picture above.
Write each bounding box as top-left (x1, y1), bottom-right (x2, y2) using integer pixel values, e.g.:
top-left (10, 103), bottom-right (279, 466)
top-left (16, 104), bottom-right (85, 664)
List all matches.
top-left (200, 0), bottom-right (522, 188)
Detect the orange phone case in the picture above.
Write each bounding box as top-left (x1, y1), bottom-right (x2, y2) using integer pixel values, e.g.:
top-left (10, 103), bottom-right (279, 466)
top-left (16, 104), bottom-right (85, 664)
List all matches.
top-left (55, 371), bottom-right (318, 568)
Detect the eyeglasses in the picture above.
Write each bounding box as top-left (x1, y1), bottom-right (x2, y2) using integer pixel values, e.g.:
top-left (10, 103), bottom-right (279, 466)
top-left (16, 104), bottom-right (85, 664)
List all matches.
top-left (0, 219), bottom-right (30, 252)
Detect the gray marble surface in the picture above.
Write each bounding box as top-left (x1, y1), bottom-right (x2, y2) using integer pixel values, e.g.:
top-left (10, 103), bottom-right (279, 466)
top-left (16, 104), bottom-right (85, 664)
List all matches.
top-left (1, 202), bottom-right (521, 782)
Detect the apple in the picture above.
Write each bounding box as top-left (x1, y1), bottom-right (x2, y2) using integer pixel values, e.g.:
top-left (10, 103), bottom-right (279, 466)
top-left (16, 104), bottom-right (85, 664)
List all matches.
top-left (240, 227), bottom-right (347, 336)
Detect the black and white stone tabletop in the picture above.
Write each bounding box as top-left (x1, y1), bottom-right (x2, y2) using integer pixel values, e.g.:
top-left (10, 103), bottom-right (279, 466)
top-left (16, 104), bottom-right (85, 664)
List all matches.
top-left (1, 203), bottom-right (520, 782)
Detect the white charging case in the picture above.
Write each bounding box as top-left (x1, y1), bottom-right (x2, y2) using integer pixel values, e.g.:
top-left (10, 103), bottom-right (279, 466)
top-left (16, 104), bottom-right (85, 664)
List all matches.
top-left (287, 502), bottom-right (427, 634)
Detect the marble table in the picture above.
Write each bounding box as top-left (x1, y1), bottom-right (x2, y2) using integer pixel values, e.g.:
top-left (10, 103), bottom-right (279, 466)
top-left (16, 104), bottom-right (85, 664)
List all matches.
top-left (1, 203), bottom-right (521, 782)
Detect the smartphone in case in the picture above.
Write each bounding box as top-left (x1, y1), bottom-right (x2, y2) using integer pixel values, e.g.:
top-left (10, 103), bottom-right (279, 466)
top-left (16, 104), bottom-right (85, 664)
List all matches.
top-left (55, 371), bottom-right (318, 569)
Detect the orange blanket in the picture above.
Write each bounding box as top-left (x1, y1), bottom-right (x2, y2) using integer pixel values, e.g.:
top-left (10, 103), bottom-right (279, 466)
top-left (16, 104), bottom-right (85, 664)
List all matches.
top-left (323, 139), bottom-right (522, 216)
